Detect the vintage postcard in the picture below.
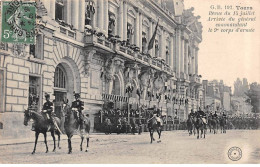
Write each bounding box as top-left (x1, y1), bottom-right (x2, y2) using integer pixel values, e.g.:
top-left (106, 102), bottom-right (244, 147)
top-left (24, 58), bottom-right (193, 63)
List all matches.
top-left (0, 0), bottom-right (259, 164)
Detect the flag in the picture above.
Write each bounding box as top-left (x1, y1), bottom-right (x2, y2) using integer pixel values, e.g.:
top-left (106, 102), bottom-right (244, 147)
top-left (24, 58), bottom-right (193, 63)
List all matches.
top-left (147, 19), bottom-right (159, 51)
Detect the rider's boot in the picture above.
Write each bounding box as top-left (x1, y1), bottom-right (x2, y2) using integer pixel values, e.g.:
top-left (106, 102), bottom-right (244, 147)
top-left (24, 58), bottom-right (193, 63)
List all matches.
top-left (31, 122), bottom-right (35, 131)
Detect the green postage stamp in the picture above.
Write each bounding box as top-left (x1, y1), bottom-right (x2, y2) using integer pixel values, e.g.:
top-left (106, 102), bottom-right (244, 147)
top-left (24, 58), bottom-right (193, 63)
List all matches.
top-left (1, 0), bottom-right (36, 44)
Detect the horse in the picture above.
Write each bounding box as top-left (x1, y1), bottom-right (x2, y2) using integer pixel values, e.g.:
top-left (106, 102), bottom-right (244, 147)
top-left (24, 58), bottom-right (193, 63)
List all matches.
top-left (147, 116), bottom-right (162, 144)
top-left (194, 116), bottom-right (206, 139)
top-left (211, 117), bottom-right (219, 134)
top-left (207, 115), bottom-right (213, 133)
top-left (63, 104), bottom-right (91, 154)
top-left (219, 116), bottom-right (227, 133)
top-left (187, 115), bottom-right (196, 136)
top-left (130, 118), bottom-right (137, 135)
top-left (23, 109), bottom-right (61, 154)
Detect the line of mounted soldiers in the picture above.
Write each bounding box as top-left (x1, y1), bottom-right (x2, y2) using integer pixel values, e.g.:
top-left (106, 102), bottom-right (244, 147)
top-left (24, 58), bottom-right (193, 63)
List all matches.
top-left (187, 108), bottom-right (260, 130)
top-left (187, 108), bottom-right (227, 125)
top-left (30, 92), bottom-right (85, 132)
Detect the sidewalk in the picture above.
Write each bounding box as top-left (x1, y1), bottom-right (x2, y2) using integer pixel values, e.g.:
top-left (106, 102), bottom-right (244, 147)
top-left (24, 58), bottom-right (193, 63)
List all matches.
top-left (0, 132), bottom-right (107, 146)
top-left (0, 132), bottom-right (151, 146)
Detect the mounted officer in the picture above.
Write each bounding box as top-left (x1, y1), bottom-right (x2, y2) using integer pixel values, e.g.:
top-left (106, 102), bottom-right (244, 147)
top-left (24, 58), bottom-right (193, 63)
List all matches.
top-left (222, 112), bottom-right (227, 119)
top-left (71, 92), bottom-right (84, 129)
top-left (213, 111), bottom-right (218, 119)
top-left (149, 105), bottom-right (162, 126)
top-left (188, 109), bottom-right (196, 118)
top-left (197, 107), bottom-right (207, 124)
top-left (42, 93), bottom-right (54, 131)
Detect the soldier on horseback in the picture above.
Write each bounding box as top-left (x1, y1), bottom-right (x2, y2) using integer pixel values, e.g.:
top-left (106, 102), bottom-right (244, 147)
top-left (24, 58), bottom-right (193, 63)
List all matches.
top-left (213, 111), bottom-right (218, 119)
top-left (42, 93), bottom-right (54, 131)
top-left (71, 92), bottom-right (84, 129)
top-left (149, 105), bottom-right (162, 126)
top-left (197, 107), bottom-right (207, 124)
top-left (188, 109), bottom-right (196, 118)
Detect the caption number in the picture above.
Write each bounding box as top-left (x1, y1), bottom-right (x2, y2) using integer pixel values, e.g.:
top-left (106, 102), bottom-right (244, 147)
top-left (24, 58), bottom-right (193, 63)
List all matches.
top-left (3, 30), bottom-right (10, 39)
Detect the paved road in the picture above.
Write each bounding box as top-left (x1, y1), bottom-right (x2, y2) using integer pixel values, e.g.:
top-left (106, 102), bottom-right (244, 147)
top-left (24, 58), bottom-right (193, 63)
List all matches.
top-left (0, 130), bottom-right (259, 164)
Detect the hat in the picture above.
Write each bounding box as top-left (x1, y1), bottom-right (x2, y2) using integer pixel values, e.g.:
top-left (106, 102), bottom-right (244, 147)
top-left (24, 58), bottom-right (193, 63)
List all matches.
top-left (73, 91), bottom-right (80, 98)
top-left (45, 93), bottom-right (50, 98)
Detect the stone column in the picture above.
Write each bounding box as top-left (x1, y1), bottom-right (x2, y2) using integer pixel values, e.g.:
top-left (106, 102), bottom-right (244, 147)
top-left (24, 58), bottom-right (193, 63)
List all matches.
top-left (118, 0), bottom-right (124, 40)
top-left (134, 10), bottom-right (140, 47)
top-left (139, 13), bottom-right (143, 52)
top-left (103, 0), bottom-right (109, 36)
top-left (92, 0), bottom-right (97, 28)
top-left (192, 46), bottom-right (196, 74)
top-left (47, 0), bottom-right (55, 19)
top-left (195, 48), bottom-right (199, 75)
top-left (97, 0), bottom-right (104, 30)
top-left (180, 35), bottom-right (185, 74)
top-left (78, 0), bottom-right (85, 32)
top-left (65, 0), bottom-right (71, 24)
top-left (184, 40), bottom-right (188, 74)
top-left (148, 20), bottom-right (153, 55)
top-left (123, 1), bottom-right (127, 40)
top-left (160, 28), bottom-right (165, 58)
top-left (175, 29), bottom-right (181, 78)
top-left (71, 0), bottom-right (79, 30)
top-left (170, 34), bottom-right (174, 68)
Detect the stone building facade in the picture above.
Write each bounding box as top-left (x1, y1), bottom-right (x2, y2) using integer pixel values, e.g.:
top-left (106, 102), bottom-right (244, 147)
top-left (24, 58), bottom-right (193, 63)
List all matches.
top-left (0, 0), bottom-right (203, 138)
top-left (202, 80), bottom-right (231, 113)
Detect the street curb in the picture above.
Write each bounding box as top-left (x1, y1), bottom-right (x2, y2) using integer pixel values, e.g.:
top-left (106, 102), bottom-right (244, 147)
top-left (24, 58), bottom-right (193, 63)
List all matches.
top-left (0, 132), bottom-right (154, 146)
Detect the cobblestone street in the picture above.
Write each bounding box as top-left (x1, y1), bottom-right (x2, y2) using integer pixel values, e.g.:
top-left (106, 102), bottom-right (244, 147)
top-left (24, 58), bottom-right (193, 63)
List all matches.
top-left (0, 130), bottom-right (259, 164)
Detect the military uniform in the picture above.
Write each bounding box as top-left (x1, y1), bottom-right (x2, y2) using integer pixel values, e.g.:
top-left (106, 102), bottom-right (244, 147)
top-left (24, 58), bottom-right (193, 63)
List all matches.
top-left (71, 93), bottom-right (84, 128)
top-left (42, 93), bottom-right (54, 131)
top-left (197, 109), bottom-right (207, 124)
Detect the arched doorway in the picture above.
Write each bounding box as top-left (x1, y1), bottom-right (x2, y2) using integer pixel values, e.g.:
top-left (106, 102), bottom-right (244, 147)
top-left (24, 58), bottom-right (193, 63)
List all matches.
top-left (53, 61), bottom-right (77, 117)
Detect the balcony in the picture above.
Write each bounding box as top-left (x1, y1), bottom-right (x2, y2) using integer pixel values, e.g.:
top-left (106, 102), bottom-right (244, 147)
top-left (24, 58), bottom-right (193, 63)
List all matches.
top-left (85, 33), bottom-right (113, 51)
top-left (84, 30), bottom-right (175, 78)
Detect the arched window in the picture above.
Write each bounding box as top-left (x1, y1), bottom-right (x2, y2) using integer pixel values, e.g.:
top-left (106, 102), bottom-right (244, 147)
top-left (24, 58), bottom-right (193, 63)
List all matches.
top-left (54, 66), bottom-right (66, 89)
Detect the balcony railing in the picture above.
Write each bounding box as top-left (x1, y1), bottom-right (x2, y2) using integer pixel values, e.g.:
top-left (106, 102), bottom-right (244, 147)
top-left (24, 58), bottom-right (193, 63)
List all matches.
top-left (59, 26), bottom-right (76, 39)
top-left (84, 32), bottom-right (175, 77)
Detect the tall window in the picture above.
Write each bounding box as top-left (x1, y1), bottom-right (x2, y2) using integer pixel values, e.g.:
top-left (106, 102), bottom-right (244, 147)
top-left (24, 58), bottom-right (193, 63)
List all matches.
top-left (165, 45), bottom-right (169, 65)
top-left (127, 23), bottom-right (134, 44)
top-left (155, 39), bottom-right (159, 57)
top-left (29, 34), bottom-right (43, 59)
top-left (85, 1), bottom-right (95, 26)
top-left (0, 70), bottom-right (4, 112)
top-left (142, 32), bottom-right (147, 53)
top-left (54, 66), bottom-right (66, 89)
top-left (55, 0), bottom-right (64, 20)
top-left (108, 12), bottom-right (116, 36)
top-left (29, 76), bottom-right (40, 109)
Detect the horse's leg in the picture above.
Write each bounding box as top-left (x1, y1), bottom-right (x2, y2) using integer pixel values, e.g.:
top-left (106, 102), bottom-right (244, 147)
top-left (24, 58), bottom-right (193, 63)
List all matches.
top-left (51, 131), bottom-right (56, 152)
top-left (67, 134), bottom-right (72, 154)
top-left (149, 129), bottom-right (153, 144)
top-left (80, 136), bottom-right (84, 151)
top-left (58, 133), bottom-right (61, 149)
top-left (43, 133), bottom-right (49, 153)
top-left (197, 128), bottom-right (199, 139)
top-left (32, 132), bottom-right (39, 154)
top-left (85, 136), bottom-right (89, 152)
